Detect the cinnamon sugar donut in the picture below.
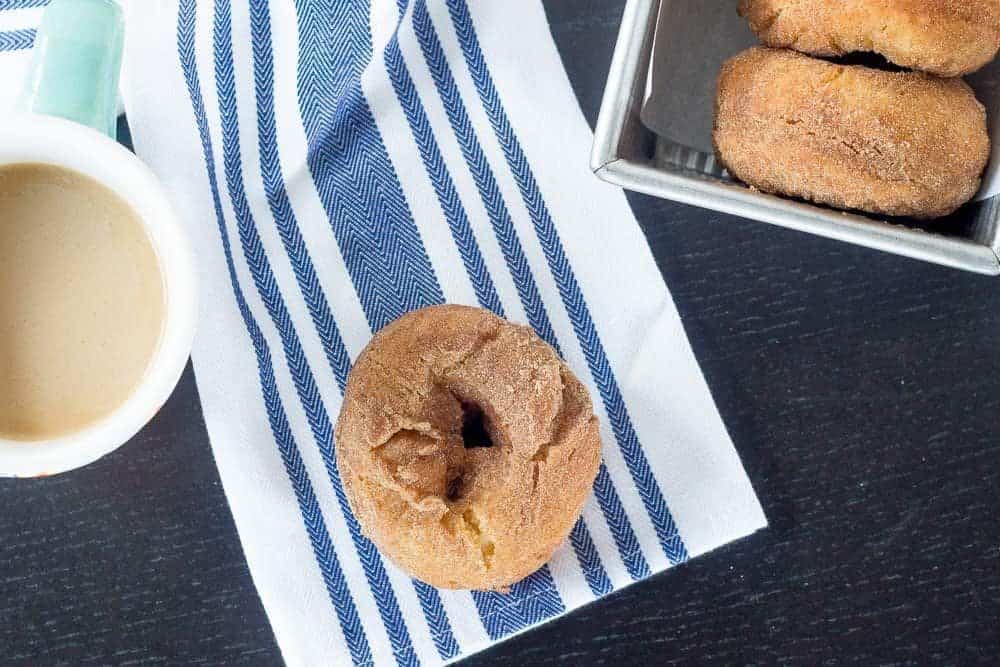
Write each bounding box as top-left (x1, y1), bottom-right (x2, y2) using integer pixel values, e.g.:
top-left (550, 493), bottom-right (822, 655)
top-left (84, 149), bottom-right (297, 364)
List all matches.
top-left (739, 0), bottom-right (1000, 77)
top-left (335, 305), bottom-right (601, 591)
top-left (714, 48), bottom-right (990, 219)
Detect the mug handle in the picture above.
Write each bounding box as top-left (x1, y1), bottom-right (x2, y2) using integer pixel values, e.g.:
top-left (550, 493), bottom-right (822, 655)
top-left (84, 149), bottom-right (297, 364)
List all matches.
top-left (20, 0), bottom-right (123, 139)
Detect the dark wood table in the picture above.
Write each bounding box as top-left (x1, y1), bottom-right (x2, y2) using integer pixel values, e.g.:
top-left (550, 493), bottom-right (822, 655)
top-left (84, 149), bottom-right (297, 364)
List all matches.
top-left (2, 1), bottom-right (998, 663)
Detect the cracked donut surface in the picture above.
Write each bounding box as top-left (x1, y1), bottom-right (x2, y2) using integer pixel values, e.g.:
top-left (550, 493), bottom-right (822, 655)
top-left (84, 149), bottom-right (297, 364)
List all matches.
top-left (714, 48), bottom-right (990, 219)
top-left (335, 305), bottom-right (602, 591)
top-left (738, 0), bottom-right (1000, 77)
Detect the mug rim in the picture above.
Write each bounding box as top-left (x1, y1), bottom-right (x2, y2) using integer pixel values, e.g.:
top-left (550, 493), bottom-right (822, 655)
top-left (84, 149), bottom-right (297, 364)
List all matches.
top-left (0, 113), bottom-right (198, 477)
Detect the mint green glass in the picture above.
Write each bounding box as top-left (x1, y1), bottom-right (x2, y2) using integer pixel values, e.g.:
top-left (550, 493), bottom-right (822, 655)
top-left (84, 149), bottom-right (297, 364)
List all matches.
top-left (20, 0), bottom-right (123, 138)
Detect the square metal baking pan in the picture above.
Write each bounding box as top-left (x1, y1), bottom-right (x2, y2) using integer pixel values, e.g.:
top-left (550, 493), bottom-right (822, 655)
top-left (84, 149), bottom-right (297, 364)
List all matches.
top-left (592, 0), bottom-right (1000, 275)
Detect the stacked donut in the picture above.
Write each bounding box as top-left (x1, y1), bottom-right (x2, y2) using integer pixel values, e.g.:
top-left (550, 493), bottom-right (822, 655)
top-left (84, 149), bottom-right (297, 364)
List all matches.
top-left (714, 1), bottom-right (1000, 219)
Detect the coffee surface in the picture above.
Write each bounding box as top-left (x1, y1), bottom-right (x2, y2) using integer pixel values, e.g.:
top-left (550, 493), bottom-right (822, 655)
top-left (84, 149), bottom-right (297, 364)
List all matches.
top-left (0, 164), bottom-right (164, 441)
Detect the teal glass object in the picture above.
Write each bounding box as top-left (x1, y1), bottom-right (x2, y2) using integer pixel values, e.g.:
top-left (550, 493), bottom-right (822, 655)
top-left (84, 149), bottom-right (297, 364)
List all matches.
top-left (21, 0), bottom-right (124, 138)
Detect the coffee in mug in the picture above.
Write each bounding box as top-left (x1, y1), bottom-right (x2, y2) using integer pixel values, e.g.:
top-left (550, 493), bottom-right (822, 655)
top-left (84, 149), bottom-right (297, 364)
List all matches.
top-left (0, 0), bottom-right (196, 477)
top-left (0, 163), bottom-right (165, 441)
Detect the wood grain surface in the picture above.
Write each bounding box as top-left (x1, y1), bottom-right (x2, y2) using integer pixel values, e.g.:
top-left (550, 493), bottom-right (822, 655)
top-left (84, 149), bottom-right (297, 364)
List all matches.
top-left (2, 1), bottom-right (999, 664)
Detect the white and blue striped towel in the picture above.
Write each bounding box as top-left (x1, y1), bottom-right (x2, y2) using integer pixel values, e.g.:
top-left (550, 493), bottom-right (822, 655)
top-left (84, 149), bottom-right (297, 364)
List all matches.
top-left (1, 1), bottom-right (766, 664)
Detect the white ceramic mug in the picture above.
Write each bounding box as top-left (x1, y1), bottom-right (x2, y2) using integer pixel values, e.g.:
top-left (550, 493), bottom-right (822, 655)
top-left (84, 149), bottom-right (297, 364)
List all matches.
top-left (0, 1), bottom-right (197, 477)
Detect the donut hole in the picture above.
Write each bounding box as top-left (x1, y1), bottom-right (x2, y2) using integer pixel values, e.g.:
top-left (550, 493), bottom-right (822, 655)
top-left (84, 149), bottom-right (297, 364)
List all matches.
top-left (460, 401), bottom-right (493, 449)
top-left (446, 475), bottom-right (464, 501)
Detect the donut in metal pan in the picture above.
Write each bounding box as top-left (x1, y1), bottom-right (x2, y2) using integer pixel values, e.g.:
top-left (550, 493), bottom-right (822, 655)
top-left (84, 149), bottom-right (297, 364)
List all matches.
top-left (739, 0), bottom-right (1000, 77)
top-left (714, 48), bottom-right (990, 220)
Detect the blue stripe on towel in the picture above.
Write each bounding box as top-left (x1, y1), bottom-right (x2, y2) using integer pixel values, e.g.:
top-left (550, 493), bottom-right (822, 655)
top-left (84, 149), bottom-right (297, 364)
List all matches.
top-left (292, 0), bottom-right (442, 332)
top-left (473, 576), bottom-right (566, 641)
top-left (411, 581), bottom-right (460, 661)
top-left (445, 0), bottom-right (690, 565)
top-left (384, 18), bottom-right (504, 318)
top-left (247, 0), bottom-right (461, 660)
top-left (246, 0), bottom-right (353, 394)
top-left (0, 28), bottom-right (34, 52)
top-left (411, 0), bottom-right (557, 350)
top-left (411, 0), bottom-right (645, 589)
top-left (0, 0), bottom-right (48, 10)
top-left (568, 520), bottom-right (613, 596)
top-left (213, 0), bottom-right (419, 664)
top-left (175, 1), bottom-right (372, 663)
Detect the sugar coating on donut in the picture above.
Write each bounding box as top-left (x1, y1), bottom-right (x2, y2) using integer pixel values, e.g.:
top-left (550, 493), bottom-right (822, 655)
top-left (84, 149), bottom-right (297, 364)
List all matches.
top-left (739, 0), bottom-right (1000, 77)
top-left (714, 47), bottom-right (990, 219)
top-left (335, 305), bottom-right (601, 591)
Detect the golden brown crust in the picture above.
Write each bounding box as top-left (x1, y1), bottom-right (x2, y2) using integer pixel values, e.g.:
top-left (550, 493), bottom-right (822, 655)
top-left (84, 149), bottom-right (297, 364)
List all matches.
top-left (739, 0), bottom-right (1000, 77)
top-left (713, 47), bottom-right (990, 219)
top-left (335, 305), bottom-right (602, 591)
